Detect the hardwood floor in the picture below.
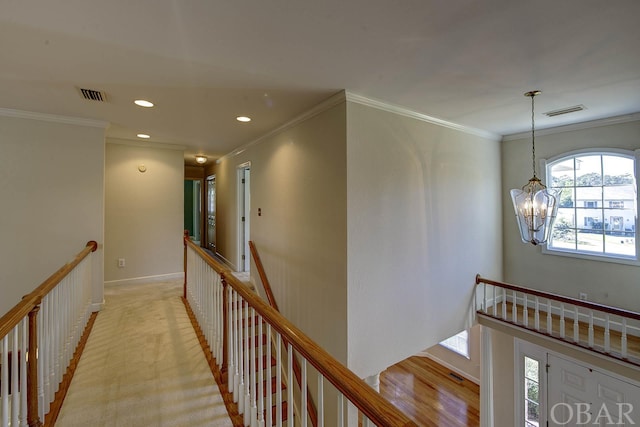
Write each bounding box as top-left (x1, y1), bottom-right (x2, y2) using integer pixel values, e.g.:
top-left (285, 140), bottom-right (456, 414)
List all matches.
top-left (380, 356), bottom-right (479, 427)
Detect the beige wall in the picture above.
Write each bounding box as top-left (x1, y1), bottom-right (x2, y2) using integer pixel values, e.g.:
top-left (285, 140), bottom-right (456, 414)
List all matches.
top-left (502, 119), bottom-right (640, 311)
top-left (213, 102), bottom-right (348, 361)
top-left (346, 102), bottom-right (503, 377)
top-left (104, 140), bottom-right (184, 284)
top-left (0, 114), bottom-right (105, 316)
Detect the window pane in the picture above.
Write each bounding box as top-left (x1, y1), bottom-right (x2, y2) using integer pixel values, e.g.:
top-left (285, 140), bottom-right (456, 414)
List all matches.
top-left (577, 231), bottom-right (604, 253)
top-left (603, 156), bottom-right (634, 184)
top-left (524, 357), bottom-right (538, 381)
top-left (525, 399), bottom-right (540, 423)
top-left (575, 155), bottom-right (602, 186)
top-left (556, 187), bottom-right (575, 208)
top-left (525, 378), bottom-right (539, 401)
top-left (551, 158), bottom-right (575, 187)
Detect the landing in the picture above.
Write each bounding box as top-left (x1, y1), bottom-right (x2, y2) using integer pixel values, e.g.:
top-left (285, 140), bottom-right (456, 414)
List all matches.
top-left (56, 280), bottom-right (232, 427)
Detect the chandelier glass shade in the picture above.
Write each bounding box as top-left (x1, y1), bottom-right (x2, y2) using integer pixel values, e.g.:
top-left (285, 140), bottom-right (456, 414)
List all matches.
top-left (510, 91), bottom-right (558, 245)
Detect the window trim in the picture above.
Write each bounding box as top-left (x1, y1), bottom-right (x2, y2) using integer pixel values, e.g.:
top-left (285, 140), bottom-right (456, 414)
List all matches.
top-left (541, 148), bottom-right (640, 266)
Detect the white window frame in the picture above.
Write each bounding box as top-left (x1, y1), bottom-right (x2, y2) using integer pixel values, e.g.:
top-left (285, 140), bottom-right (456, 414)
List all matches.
top-left (541, 148), bottom-right (640, 266)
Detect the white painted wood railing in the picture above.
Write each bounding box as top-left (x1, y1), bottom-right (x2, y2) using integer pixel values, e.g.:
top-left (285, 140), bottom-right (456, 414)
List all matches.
top-left (475, 274), bottom-right (640, 367)
top-left (0, 241), bottom-right (97, 427)
top-left (184, 237), bottom-right (416, 427)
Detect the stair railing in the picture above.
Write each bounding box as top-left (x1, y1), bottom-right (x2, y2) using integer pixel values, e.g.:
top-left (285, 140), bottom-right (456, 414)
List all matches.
top-left (475, 274), bottom-right (640, 367)
top-left (0, 241), bottom-right (98, 427)
top-left (184, 236), bottom-right (416, 427)
top-left (249, 240), bottom-right (319, 426)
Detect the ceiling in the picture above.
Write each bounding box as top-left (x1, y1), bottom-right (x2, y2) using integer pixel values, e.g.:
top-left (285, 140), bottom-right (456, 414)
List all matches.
top-left (2, 1), bottom-right (639, 164)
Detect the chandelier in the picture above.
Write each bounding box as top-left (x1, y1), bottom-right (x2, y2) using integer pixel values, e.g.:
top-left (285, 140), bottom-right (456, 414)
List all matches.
top-left (510, 90), bottom-right (558, 245)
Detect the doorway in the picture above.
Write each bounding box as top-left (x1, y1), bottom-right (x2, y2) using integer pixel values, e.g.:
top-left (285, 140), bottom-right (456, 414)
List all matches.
top-left (184, 179), bottom-right (203, 244)
top-left (237, 163), bottom-right (250, 272)
top-left (207, 175), bottom-right (216, 252)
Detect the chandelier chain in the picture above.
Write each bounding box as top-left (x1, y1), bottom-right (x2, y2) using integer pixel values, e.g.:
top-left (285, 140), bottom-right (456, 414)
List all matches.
top-left (531, 93), bottom-right (536, 178)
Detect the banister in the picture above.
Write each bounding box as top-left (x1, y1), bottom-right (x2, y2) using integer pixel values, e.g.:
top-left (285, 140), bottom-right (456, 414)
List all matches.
top-left (248, 241), bottom-right (279, 312)
top-left (475, 274), bottom-right (640, 322)
top-left (186, 238), bottom-right (416, 426)
top-left (0, 241), bottom-right (97, 340)
top-left (249, 240), bottom-right (317, 427)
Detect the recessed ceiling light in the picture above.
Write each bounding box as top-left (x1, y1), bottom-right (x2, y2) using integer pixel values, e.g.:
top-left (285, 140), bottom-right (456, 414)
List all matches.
top-left (236, 116), bottom-right (251, 122)
top-left (137, 133), bottom-right (150, 139)
top-left (134, 99), bottom-right (154, 108)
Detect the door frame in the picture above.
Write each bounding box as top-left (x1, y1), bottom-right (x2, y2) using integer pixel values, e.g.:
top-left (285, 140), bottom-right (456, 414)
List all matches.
top-left (236, 162), bottom-right (251, 272)
top-left (206, 174), bottom-right (216, 252)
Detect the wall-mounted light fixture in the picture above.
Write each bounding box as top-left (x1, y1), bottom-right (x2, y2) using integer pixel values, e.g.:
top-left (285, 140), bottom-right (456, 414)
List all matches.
top-left (195, 155), bottom-right (208, 165)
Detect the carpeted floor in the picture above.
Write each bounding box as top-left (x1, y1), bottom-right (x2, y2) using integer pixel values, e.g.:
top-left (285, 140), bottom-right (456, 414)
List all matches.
top-left (56, 280), bottom-right (232, 427)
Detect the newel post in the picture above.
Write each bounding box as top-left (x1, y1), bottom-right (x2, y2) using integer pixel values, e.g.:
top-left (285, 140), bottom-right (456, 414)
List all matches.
top-left (27, 304), bottom-right (43, 427)
top-left (221, 274), bottom-right (229, 374)
top-left (183, 230), bottom-right (189, 300)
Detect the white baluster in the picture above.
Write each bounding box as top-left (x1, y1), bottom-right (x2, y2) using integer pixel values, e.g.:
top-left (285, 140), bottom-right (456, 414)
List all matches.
top-left (560, 303), bottom-right (565, 338)
top-left (266, 324), bottom-right (272, 427)
top-left (547, 300), bottom-right (552, 335)
top-left (483, 284), bottom-right (487, 313)
top-left (512, 291), bottom-right (517, 324)
top-left (573, 306), bottom-right (579, 343)
top-left (238, 300), bottom-right (245, 413)
top-left (12, 329), bottom-right (19, 427)
top-left (318, 373), bottom-right (324, 427)
top-left (604, 313), bottom-right (611, 353)
top-left (21, 318), bottom-right (28, 427)
top-left (621, 318), bottom-right (628, 359)
top-left (534, 297), bottom-right (540, 331)
top-left (501, 288), bottom-right (507, 320)
top-left (492, 285), bottom-right (496, 317)
top-left (287, 344), bottom-right (294, 427)
top-left (250, 308), bottom-right (258, 427)
top-left (301, 359), bottom-right (308, 427)
top-left (228, 287), bottom-right (235, 392)
top-left (337, 394), bottom-right (344, 427)
top-left (588, 311), bottom-right (594, 348)
top-left (276, 334), bottom-right (283, 427)
top-left (258, 313), bottom-right (264, 427)
top-left (523, 294), bottom-right (528, 327)
top-left (2, 335), bottom-right (8, 427)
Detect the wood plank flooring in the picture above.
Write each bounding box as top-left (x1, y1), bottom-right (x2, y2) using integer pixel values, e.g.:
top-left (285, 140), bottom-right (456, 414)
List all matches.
top-left (380, 356), bottom-right (479, 427)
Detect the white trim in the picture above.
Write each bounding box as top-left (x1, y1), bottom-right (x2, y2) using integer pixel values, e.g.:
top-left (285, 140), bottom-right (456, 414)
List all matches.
top-left (217, 91), bottom-right (347, 163)
top-left (104, 272), bottom-right (183, 287)
top-left (0, 107), bottom-right (109, 128)
top-left (480, 327), bottom-right (494, 427)
top-left (106, 137), bottom-right (186, 151)
top-left (345, 92), bottom-right (501, 141)
top-left (502, 112), bottom-right (640, 142)
top-left (90, 300), bottom-right (105, 312)
top-left (421, 352), bottom-right (480, 384)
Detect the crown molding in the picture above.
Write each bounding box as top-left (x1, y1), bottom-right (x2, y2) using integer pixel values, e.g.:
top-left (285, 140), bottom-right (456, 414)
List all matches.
top-left (106, 137), bottom-right (185, 151)
top-left (217, 91), bottom-right (347, 163)
top-left (345, 91), bottom-right (501, 141)
top-left (502, 112), bottom-right (640, 142)
top-left (0, 107), bottom-right (109, 128)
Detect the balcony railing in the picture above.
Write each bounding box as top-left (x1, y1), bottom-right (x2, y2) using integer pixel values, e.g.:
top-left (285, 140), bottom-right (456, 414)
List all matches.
top-left (0, 241), bottom-right (98, 427)
top-left (184, 236), bottom-right (416, 427)
top-left (475, 274), bottom-right (640, 367)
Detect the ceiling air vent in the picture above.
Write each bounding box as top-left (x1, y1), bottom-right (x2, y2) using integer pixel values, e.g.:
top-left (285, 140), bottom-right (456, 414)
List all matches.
top-left (79, 88), bottom-right (107, 102)
top-left (543, 105), bottom-right (586, 117)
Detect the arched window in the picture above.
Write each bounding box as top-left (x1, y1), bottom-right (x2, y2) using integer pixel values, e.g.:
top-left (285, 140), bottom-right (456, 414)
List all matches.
top-left (542, 149), bottom-right (639, 263)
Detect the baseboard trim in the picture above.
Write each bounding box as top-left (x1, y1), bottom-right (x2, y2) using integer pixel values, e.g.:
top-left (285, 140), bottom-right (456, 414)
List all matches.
top-left (104, 272), bottom-right (184, 287)
top-left (90, 300), bottom-right (104, 312)
top-left (419, 352), bottom-right (480, 385)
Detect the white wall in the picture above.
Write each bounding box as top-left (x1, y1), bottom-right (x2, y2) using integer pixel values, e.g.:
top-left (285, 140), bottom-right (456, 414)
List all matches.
top-left (502, 119), bottom-right (640, 311)
top-left (104, 140), bottom-right (184, 284)
top-left (0, 113), bottom-right (105, 316)
top-left (346, 101), bottom-right (503, 377)
top-left (213, 102), bottom-right (349, 362)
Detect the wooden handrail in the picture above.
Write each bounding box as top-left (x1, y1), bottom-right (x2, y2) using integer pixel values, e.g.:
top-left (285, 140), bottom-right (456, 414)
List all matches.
top-left (249, 240), bottom-right (317, 427)
top-left (475, 274), bottom-right (640, 322)
top-left (186, 239), bottom-right (416, 426)
top-left (248, 241), bottom-right (279, 311)
top-left (0, 241), bottom-right (98, 339)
